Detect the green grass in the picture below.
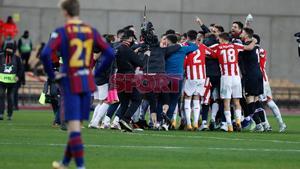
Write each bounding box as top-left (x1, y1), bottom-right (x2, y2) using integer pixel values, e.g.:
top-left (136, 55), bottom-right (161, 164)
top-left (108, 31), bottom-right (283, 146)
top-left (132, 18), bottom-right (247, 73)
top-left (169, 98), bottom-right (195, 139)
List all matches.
top-left (0, 110), bottom-right (300, 169)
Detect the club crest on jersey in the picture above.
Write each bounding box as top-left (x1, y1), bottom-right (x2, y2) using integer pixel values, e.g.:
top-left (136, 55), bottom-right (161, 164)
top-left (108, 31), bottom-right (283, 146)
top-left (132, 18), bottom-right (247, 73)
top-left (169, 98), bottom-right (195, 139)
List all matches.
top-left (3, 64), bottom-right (14, 73)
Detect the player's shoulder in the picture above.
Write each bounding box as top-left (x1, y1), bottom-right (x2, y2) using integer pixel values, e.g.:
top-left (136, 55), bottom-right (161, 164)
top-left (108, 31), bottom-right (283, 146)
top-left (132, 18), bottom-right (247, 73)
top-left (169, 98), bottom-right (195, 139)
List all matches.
top-left (233, 42), bottom-right (244, 47)
top-left (209, 43), bottom-right (219, 49)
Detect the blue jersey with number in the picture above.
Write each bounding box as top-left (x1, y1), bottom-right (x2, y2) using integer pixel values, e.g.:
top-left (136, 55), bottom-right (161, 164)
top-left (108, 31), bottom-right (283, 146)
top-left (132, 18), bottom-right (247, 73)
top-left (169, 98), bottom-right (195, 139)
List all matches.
top-left (41, 19), bottom-right (115, 94)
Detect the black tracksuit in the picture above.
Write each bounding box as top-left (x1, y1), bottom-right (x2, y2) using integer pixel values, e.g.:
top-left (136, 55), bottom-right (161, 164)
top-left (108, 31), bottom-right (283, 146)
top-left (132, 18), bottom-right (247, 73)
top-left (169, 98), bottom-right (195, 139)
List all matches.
top-left (0, 51), bottom-right (23, 119)
top-left (115, 42), bottom-right (144, 123)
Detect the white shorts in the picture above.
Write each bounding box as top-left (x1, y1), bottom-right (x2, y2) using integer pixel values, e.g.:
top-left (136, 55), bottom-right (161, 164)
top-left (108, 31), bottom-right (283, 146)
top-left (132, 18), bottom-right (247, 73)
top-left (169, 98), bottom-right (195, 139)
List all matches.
top-left (259, 81), bottom-right (273, 101)
top-left (184, 79), bottom-right (205, 97)
top-left (93, 83), bottom-right (108, 100)
top-left (220, 75), bottom-right (242, 99)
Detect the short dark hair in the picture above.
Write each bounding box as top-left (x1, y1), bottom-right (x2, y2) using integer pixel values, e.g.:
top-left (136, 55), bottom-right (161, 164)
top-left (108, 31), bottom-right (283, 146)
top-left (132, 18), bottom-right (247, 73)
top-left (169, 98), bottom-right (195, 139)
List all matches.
top-left (233, 21), bottom-right (244, 30)
top-left (219, 32), bottom-right (230, 42)
top-left (253, 34), bottom-right (260, 44)
top-left (165, 29), bottom-right (176, 35)
top-left (187, 30), bottom-right (198, 41)
top-left (60, 0), bottom-right (80, 17)
top-left (123, 25), bottom-right (134, 30)
top-left (117, 29), bottom-right (125, 36)
top-left (166, 34), bottom-right (178, 44)
top-left (215, 25), bottom-right (224, 33)
top-left (243, 27), bottom-right (254, 38)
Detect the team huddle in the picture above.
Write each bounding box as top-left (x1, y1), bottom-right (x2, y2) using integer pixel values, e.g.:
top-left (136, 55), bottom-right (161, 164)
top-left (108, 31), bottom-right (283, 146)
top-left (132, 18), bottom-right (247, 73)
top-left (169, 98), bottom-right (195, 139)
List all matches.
top-left (40, 0), bottom-right (287, 169)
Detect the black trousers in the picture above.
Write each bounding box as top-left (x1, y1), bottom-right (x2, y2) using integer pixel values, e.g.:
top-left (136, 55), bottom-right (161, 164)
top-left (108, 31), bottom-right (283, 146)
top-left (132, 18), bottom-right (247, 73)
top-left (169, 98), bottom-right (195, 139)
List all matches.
top-left (118, 88), bottom-right (142, 123)
top-left (0, 82), bottom-right (15, 117)
top-left (13, 82), bottom-right (21, 109)
top-left (21, 52), bottom-right (31, 71)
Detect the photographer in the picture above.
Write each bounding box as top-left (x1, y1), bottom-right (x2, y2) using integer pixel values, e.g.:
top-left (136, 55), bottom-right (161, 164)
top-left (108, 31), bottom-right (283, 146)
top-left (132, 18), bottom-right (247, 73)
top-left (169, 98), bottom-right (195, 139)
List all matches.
top-left (140, 23), bottom-right (181, 130)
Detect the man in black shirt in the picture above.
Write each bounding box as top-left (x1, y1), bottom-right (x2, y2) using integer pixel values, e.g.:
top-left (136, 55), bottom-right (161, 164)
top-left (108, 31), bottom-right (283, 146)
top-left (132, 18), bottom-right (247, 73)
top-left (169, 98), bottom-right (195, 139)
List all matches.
top-left (239, 28), bottom-right (266, 131)
top-left (115, 30), bottom-right (144, 132)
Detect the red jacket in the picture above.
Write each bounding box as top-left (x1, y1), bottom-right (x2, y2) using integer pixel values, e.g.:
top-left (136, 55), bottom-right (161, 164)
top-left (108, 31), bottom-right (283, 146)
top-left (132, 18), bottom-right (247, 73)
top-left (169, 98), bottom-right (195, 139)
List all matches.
top-left (3, 22), bottom-right (18, 39)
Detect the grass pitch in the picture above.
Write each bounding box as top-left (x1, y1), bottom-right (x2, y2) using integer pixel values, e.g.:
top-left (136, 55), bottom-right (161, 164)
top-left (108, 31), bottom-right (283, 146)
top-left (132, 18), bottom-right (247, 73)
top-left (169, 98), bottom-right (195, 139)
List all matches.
top-left (0, 110), bottom-right (300, 169)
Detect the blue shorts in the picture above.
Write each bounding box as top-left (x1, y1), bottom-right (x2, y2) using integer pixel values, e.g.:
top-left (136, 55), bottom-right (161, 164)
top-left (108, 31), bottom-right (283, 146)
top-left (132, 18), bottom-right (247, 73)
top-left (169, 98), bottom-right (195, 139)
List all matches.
top-left (60, 79), bottom-right (91, 121)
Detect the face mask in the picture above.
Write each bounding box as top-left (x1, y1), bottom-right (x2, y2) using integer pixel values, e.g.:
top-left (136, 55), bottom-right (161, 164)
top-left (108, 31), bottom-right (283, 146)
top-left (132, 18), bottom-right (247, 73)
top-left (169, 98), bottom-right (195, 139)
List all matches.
top-left (24, 34), bottom-right (29, 38)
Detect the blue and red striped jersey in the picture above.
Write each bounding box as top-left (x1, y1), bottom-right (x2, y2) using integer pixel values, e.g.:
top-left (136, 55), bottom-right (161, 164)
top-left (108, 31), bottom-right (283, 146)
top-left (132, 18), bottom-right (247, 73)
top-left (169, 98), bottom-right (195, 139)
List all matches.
top-left (41, 19), bottom-right (115, 94)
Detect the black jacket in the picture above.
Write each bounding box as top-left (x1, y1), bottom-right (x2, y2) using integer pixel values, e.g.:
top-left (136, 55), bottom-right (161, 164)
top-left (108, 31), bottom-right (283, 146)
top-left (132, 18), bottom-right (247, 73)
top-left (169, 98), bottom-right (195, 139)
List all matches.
top-left (143, 44), bottom-right (180, 74)
top-left (116, 42), bottom-right (144, 74)
top-left (0, 52), bottom-right (24, 83)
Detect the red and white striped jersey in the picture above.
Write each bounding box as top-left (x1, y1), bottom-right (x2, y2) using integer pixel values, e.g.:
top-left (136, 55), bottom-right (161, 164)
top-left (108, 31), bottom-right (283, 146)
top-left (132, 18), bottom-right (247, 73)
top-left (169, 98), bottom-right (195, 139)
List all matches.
top-left (259, 48), bottom-right (269, 82)
top-left (210, 43), bottom-right (244, 76)
top-left (184, 44), bottom-right (213, 80)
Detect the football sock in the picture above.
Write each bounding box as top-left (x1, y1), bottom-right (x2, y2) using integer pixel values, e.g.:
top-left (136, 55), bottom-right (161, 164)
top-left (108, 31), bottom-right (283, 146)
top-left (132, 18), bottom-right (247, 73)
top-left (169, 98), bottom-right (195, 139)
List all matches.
top-left (184, 99), bottom-right (192, 126)
top-left (267, 100), bottom-right (284, 124)
top-left (69, 132), bottom-right (84, 168)
top-left (192, 100), bottom-right (200, 127)
top-left (62, 143), bottom-right (71, 166)
top-left (255, 101), bottom-right (266, 123)
top-left (201, 104), bottom-right (209, 122)
top-left (172, 105), bottom-right (178, 121)
top-left (235, 109), bottom-right (242, 122)
top-left (224, 111), bottom-right (232, 125)
top-left (90, 104), bottom-right (101, 126)
top-left (211, 102), bottom-right (219, 122)
top-left (93, 103), bottom-right (109, 126)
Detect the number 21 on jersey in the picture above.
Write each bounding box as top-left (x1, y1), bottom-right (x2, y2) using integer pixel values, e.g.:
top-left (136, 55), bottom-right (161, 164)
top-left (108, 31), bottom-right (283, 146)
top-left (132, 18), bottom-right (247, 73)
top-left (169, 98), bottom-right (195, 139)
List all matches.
top-left (70, 38), bottom-right (93, 68)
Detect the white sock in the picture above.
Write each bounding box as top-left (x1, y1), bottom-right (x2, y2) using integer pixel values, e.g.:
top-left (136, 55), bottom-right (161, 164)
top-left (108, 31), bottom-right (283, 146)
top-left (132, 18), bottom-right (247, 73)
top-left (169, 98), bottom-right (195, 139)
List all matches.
top-left (172, 104), bottom-right (178, 121)
top-left (90, 104), bottom-right (101, 126)
top-left (132, 105), bottom-right (141, 123)
top-left (235, 109), bottom-right (242, 122)
top-left (184, 99), bottom-right (192, 126)
top-left (211, 102), bottom-right (219, 122)
top-left (103, 115), bottom-right (111, 125)
top-left (245, 116), bottom-right (251, 121)
top-left (192, 100), bottom-right (200, 127)
top-left (202, 120), bottom-right (207, 125)
top-left (92, 103), bottom-right (109, 126)
top-left (224, 111), bottom-right (232, 125)
top-left (112, 115), bottom-right (120, 125)
top-left (267, 100), bottom-right (284, 124)
top-left (263, 110), bottom-right (270, 126)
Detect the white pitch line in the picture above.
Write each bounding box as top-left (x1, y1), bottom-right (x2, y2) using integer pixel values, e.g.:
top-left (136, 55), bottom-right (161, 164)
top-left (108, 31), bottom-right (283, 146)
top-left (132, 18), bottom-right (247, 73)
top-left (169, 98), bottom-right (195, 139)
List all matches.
top-left (132, 133), bottom-right (300, 144)
top-left (0, 142), bottom-right (300, 153)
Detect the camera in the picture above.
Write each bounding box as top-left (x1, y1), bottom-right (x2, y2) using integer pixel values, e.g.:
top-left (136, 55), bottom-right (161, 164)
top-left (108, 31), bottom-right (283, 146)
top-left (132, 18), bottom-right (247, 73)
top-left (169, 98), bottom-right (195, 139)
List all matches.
top-left (141, 21), bottom-right (158, 49)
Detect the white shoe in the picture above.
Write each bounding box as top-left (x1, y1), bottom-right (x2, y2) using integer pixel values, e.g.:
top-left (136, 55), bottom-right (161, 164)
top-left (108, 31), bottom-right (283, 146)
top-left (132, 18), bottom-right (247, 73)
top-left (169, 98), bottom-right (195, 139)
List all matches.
top-left (279, 123), bottom-right (287, 133)
top-left (220, 123), bottom-right (228, 132)
top-left (253, 123), bottom-right (264, 132)
top-left (88, 124), bottom-right (99, 129)
top-left (262, 123), bottom-right (272, 132)
top-left (111, 123), bottom-right (121, 130)
top-left (161, 123), bottom-right (169, 131)
top-left (198, 124), bottom-right (209, 131)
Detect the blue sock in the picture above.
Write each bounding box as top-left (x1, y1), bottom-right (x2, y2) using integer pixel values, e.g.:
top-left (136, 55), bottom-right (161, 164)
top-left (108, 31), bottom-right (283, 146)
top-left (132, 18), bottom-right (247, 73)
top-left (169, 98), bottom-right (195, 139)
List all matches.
top-left (69, 132), bottom-right (84, 167)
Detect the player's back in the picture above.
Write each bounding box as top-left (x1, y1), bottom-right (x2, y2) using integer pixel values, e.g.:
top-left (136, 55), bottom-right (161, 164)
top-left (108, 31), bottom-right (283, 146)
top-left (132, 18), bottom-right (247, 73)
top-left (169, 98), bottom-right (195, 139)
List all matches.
top-left (185, 44), bottom-right (207, 80)
top-left (211, 43), bottom-right (243, 76)
top-left (56, 20), bottom-right (96, 93)
top-left (239, 44), bottom-right (262, 77)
